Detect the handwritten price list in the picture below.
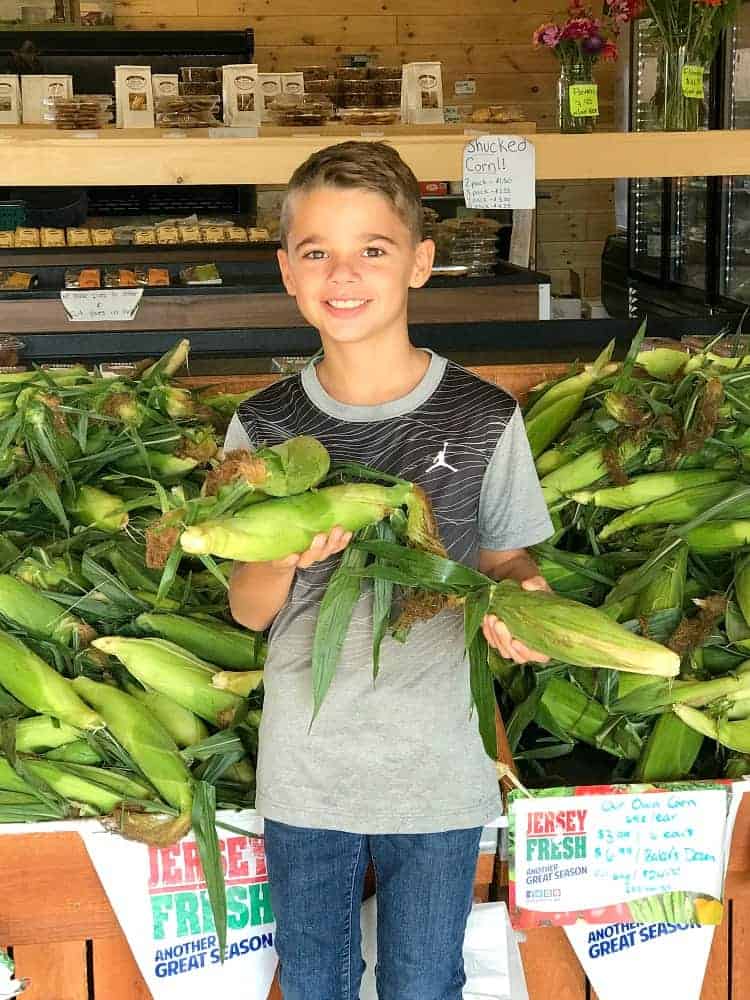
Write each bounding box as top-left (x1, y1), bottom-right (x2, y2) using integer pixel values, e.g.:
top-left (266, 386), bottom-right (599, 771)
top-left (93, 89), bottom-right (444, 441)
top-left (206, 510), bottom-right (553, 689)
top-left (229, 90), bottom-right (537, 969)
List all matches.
top-left (513, 788), bottom-right (728, 915)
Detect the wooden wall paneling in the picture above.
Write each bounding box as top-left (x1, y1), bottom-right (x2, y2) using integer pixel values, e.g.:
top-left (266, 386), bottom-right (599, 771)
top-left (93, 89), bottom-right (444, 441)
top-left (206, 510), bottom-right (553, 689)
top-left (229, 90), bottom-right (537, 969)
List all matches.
top-left (90, 936), bottom-right (152, 1000)
top-left (12, 941), bottom-right (89, 1000)
top-left (519, 927), bottom-right (586, 1000)
top-left (538, 240), bottom-right (611, 271)
top-left (397, 14), bottom-right (548, 46)
top-left (116, 13), bottom-right (399, 44)
top-left (116, 0), bottom-right (198, 15)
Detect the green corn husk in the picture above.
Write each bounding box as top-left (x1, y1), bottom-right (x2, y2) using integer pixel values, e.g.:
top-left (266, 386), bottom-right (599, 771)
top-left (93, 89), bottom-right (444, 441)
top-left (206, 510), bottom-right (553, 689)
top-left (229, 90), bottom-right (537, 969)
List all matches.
top-left (124, 681), bottom-right (210, 749)
top-left (243, 436), bottom-right (331, 497)
top-left (488, 579), bottom-right (680, 676)
top-left (14, 715), bottom-right (82, 753)
top-left (525, 341), bottom-right (616, 420)
top-left (0, 535), bottom-right (22, 568)
top-left (571, 470), bottom-right (735, 509)
top-left (0, 757), bottom-right (39, 795)
top-left (526, 391), bottom-right (586, 460)
top-left (180, 481), bottom-right (442, 563)
top-left (114, 451), bottom-right (198, 479)
top-left (635, 345), bottom-right (689, 380)
top-left (19, 758), bottom-right (125, 813)
top-left (536, 677), bottom-right (642, 759)
top-left (199, 388), bottom-right (259, 419)
top-left (725, 755), bottom-right (750, 778)
top-left (598, 482), bottom-right (740, 541)
top-left (535, 447), bottom-right (570, 477)
top-left (637, 544), bottom-right (688, 615)
top-left (141, 338), bottom-right (190, 382)
top-left (0, 574), bottom-right (93, 646)
top-left (51, 760), bottom-right (155, 801)
top-left (735, 556), bottom-right (750, 627)
top-left (685, 520), bottom-right (750, 556)
top-left (66, 485), bottom-right (129, 533)
top-left (45, 739), bottom-right (103, 764)
top-left (211, 670), bottom-right (264, 697)
top-left (673, 703), bottom-right (750, 753)
top-left (0, 630), bottom-right (103, 731)
top-left (541, 439), bottom-right (646, 503)
top-left (135, 612), bottom-right (266, 670)
top-left (635, 712), bottom-right (704, 781)
top-left (12, 551), bottom-right (86, 592)
top-left (92, 636), bottom-right (245, 729)
top-left (613, 661), bottom-right (750, 715)
top-left (223, 758), bottom-right (255, 786)
top-left (72, 675), bottom-right (194, 844)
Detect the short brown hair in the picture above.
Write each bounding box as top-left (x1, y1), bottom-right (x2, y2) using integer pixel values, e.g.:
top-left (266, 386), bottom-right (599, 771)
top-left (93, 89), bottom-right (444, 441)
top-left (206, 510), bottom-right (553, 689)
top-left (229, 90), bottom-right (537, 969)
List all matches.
top-left (279, 140), bottom-right (423, 248)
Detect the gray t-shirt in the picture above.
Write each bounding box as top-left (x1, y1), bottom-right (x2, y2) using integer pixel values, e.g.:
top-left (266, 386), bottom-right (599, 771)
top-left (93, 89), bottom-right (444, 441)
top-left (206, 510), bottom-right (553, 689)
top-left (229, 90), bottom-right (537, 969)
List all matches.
top-left (224, 351), bottom-right (553, 834)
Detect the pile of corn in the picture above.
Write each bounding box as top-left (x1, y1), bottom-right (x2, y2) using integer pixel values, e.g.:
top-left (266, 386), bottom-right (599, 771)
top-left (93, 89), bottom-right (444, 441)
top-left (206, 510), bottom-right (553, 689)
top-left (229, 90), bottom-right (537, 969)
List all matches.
top-left (503, 324), bottom-right (750, 786)
top-left (0, 341), bottom-right (272, 851)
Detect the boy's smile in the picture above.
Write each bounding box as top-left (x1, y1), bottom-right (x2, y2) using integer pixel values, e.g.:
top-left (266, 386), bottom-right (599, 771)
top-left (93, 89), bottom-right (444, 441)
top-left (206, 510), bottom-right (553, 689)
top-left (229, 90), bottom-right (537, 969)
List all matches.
top-left (277, 186), bottom-right (434, 349)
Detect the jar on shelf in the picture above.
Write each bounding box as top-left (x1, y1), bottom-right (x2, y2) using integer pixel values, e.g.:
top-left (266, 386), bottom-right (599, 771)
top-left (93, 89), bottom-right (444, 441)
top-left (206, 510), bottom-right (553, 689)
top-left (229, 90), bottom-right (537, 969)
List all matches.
top-left (557, 58), bottom-right (599, 134)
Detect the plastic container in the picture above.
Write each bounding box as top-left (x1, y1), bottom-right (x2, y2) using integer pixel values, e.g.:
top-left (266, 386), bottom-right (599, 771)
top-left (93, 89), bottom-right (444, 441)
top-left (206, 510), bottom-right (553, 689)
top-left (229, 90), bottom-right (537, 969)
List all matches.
top-left (179, 67), bottom-right (219, 83)
top-left (336, 67), bottom-right (368, 81)
top-left (0, 336), bottom-right (24, 365)
top-left (179, 81), bottom-right (220, 96)
top-left (268, 94), bottom-right (335, 126)
top-left (337, 107), bottom-right (399, 125)
top-left (155, 95), bottom-right (221, 128)
top-left (44, 95), bottom-right (113, 130)
top-left (295, 65), bottom-right (330, 81)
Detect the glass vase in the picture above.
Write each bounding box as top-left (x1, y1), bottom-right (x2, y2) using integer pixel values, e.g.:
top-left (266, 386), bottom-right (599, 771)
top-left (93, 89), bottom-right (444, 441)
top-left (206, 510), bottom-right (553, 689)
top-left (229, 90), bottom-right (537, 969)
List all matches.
top-left (652, 42), bottom-right (708, 131)
top-left (557, 60), bottom-right (598, 134)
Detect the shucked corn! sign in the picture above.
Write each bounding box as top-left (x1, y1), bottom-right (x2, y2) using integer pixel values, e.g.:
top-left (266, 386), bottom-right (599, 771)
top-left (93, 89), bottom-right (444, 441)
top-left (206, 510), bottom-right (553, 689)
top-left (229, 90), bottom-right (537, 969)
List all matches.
top-left (82, 812), bottom-right (278, 999)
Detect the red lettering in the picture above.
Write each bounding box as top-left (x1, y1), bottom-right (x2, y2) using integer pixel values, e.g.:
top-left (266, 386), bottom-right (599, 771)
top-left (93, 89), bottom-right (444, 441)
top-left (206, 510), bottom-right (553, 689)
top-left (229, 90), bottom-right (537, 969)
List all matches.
top-left (543, 814), bottom-right (555, 835)
top-left (255, 853), bottom-right (267, 878)
top-left (227, 837), bottom-right (249, 879)
top-left (148, 846), bottom-right (160, 888)
top-left (162, 845), bottom-right (182, 886)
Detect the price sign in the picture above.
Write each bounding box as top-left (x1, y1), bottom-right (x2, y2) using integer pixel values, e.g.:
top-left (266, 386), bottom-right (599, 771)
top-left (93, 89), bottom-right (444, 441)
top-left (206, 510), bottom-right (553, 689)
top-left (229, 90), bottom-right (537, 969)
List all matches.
top-left (454, 79), bottom-right (476, 96)
top-left (61, 289), bottom-right (144, 323)
top-left (462, 134), bottom-right (535, 210)
top-left (569, 83), bottom-right (599, 117)
top-left (508, 784), bottom-right (730, 929)
top-left (681, 65), bottom-right (705, 99)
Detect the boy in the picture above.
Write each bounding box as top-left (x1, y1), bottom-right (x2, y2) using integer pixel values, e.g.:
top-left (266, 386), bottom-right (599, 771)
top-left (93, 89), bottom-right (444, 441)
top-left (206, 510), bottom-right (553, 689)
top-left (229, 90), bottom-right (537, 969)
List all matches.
top-left (225, 141), bottom-right (553, 999)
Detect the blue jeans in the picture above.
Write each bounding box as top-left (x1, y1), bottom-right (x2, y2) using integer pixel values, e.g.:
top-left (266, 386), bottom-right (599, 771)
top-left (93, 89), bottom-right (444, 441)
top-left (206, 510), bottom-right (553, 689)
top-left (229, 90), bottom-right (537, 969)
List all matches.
top-left (264, 819), bottom-right (482, 1000)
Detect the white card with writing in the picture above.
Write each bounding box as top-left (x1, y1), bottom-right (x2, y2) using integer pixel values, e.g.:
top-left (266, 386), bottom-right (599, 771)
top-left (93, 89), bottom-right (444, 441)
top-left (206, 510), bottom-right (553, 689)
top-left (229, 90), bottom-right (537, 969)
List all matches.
top-left (61, 289), bottom-right (144, 323)
top-left (463, 135), bottom-right (535, 210)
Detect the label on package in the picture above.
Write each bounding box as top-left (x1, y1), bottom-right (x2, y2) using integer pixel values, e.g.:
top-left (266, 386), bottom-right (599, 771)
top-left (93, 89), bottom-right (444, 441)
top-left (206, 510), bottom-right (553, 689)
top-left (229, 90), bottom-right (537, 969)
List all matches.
top-left (454, 79), bottom-right (476, 96)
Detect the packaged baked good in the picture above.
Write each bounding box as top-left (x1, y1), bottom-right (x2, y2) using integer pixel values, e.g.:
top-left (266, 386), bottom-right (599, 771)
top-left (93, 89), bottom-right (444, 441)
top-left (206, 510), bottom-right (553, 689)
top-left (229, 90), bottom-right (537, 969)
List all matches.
top-left (337, 108), bottom-right (399, 126)
top-left (0, 336), bottom-right (23, 365)
top-left (14, 227), bottom-right (40, 248)
top-left (179, 225), bottom-right (202, 244)
top-left (0, 271), bottom-right (35, 291)
top-left (225, 226), bottom-right (248, 242)
top-left (65, 268), bottom-right (101, 289)
top-left (0, 232), bottom-right (14, 248)
top-left (200, 225), bottom-right (226, 244)
top-left (104, 267), bottom-right (138, 288)
top-left (45, 94), bottom-right (113, 130)
top-left (179, 263), bottom-right (221, 286)
top-left (179, 67), bottom-right (219, 84)
top-left (267, 94), bottom-right (334, 127)
top-left (41, 227), bottom-right (66, 248)
top-left (134, 227), bottom-right (157, 246)
top-left (156, 225), bottom-right (180, 244)
top-left (156, 95), bottom-right (220, 128)
top-left (91, 228), bottom-right (115, 246)
top-left (67, 228), bottom-right (92, 247)
top-left (136, 266), bottom-right (170, 287)
top-left (247, 227), bottom-right (270, 241)
top-left (295, 65), bottom-right (330, 81)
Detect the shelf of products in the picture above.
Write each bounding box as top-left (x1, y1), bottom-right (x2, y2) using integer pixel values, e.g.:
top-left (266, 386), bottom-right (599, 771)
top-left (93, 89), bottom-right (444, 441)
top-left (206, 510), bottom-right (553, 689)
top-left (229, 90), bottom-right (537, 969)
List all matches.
top-left (1, 127), bottom-right (749, 186)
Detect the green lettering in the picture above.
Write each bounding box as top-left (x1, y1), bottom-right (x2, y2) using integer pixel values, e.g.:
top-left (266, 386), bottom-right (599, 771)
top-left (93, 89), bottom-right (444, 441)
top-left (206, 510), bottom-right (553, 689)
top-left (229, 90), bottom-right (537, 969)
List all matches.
top-left (249, 882), bottom-right (274, 926)
top-left (574, 836), bottom-right (587, 859)
top-left (150, 895), bottom-right (173, 940)
top-left (227, 885), bottom-right (250, 930)
top-left (175, 892), bottom-right (200, 937)
top-left (200, 890), bottom-right (216, 933)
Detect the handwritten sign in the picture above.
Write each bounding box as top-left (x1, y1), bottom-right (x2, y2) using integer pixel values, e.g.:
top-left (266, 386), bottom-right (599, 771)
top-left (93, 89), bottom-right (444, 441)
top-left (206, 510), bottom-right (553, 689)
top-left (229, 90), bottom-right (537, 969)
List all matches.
top-left (681, 65), bottom-right (705, 99)
top-left (569, 83), bottom-right (599, 117)
top-left (463, 134), bottom-right (535, 210)
top-left (508, 785), bottom-right (729, 928)
top-left (454, 79), bottom-right (476, 96)
top-left (61, 288), bottom-right (144, 323)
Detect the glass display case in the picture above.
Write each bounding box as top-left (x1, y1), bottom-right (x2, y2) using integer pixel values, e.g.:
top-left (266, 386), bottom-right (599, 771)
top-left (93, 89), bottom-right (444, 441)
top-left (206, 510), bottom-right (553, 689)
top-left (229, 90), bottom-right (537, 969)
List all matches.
top-left (720, 0), bottom-right (750, 305)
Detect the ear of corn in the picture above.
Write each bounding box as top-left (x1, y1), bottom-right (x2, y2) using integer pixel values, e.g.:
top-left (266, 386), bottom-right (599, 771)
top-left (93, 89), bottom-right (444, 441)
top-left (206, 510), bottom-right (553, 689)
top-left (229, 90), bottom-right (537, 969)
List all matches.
top-left (598, 482), bottom-right (740, 540)
top-left (211, 670), bottom-right (264, 697)
top-left (614, 662), bottom-right (750, 716)
top-left (135, 612), bottom-right (266, 670)
top-left (571, 470), bottom-right (735, 509)
top-left (72, 675), bottom-right (194, 844)
top-left (91, 636), bottom-right (245, 729)
top-left (635, 346), bottom-right (689, 380)
top-left (536, 677), bottom-right (642, 759)
top-left (19, 758), bottom-right (124, 814)
top-left (45, 740), bottom-right (103, 764)
top-left (124, 681), bottom-right (210, 749)
top-left (636, 544), bottom-right (688, 615)
top-left (66, 485), bottom-right (129, 533)
top-left (635, 712), bottom-right (704, 781)
top-left (685, 520), bottom-right (750, 556)
top-left (51, 760), bottom-right (154, 801)
top-left (526, 392), bottom-right (586, 459)
top-left (0, 574), bottom-right (93, 646)
top-left (525, 341), bottom-right (615, 420)
top-left (541, 439), bottom-right (647, 503)
top-left (114, 451), bottom-right (198, 479)
top-left (14, 715), bottom-right (82, 753)
top-left (488, 580), bottom-right (680, 676)
top-left (0, 630), bottom-right (103, 731)
top-left (735, 556), bottom-right (750, 626)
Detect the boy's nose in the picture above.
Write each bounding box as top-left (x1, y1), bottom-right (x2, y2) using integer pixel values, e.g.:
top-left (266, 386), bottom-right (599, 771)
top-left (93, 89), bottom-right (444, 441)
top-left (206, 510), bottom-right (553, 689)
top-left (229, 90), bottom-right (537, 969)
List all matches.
top-left (327, 257), bottom-right (361, 283)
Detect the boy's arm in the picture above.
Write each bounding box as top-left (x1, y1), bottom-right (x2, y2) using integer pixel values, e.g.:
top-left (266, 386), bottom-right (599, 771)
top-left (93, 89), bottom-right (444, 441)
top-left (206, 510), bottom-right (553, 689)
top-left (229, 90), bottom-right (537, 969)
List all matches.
top-left (478, 546), bottom-right (551, 666)
top-left (229, 527), bottom-right (352, 632)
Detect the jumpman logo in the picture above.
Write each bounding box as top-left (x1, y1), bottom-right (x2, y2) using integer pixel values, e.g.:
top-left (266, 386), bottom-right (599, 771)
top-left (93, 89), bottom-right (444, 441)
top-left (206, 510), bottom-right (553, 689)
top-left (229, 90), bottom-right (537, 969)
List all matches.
top-left (426, 442), bottom-right (458, 474)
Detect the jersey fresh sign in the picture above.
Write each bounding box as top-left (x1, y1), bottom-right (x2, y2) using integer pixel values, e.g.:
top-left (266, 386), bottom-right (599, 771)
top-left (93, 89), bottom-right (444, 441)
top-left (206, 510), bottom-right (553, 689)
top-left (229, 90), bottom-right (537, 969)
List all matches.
top-left (525, 807), bottom-right (587, 862)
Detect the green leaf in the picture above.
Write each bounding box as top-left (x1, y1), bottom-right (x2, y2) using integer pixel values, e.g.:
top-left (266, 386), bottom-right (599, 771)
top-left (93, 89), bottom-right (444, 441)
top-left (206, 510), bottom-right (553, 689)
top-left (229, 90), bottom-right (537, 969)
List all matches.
top-left (506, 685), bottom-right (544, 752)
top-left (467, 631), bottom-right (497, 760)
top-left (325, 461), bottom-right (407, 487)
top-left (371, 522), bottom-right (396, 682)
top-left (355, 540), bottom-right (491, 593)
top-left (311, 542), bottom-right (369, 723)
top-left (192, 781), bottom-right (227, 961)
top-left (614, 317), bottom-right (648, 388)
top-left (464, 586), bottom-right (491, 650)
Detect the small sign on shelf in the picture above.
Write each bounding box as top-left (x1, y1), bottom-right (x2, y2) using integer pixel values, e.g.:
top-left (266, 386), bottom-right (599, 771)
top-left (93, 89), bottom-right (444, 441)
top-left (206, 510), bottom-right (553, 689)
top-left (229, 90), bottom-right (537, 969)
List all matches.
top-left (60, 288), bottom-right (144, 323)
top-left (462, 134), bottom-right (535, 210)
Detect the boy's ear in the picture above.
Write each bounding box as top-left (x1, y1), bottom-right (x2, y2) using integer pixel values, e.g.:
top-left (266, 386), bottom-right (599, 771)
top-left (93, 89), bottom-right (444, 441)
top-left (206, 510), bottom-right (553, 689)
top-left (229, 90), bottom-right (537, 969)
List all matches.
top-left (277, 248), bottom-right (297, 297)
top-left (409, 238), bottom-right (435, 289)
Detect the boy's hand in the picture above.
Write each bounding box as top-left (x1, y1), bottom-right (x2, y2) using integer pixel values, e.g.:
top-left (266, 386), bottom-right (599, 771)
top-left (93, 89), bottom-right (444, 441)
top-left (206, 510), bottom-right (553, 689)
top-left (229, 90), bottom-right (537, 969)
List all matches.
top-left (269, 526), bottom-right (353, 572)
top-left (482, 575), bottom-right (552, 665)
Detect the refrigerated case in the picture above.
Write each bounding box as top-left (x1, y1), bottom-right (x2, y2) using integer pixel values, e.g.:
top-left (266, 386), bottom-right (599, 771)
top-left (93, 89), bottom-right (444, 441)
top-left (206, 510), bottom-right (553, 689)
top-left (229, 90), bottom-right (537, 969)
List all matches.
top-left (607, 4), bottom-right (750, 319)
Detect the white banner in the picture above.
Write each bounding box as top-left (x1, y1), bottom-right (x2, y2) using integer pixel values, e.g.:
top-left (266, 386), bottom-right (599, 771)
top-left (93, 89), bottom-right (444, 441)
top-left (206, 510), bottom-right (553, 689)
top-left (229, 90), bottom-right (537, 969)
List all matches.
top-left (81, 810), bottom-right (277, 1000)
top-left (565, 920), bottom-right (714, 1000)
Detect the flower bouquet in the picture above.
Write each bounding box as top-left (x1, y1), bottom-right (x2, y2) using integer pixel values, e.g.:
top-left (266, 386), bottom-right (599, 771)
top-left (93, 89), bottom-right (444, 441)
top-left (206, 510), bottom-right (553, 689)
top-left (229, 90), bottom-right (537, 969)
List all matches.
top-left (641, 0), bottom-right (739, 130)
top-left (533, 0), bottom-right (641, 132)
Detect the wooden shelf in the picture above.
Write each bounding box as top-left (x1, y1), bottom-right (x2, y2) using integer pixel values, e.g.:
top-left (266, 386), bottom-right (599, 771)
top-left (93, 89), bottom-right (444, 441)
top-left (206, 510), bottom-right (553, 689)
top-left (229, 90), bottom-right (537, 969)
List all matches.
top-left (1, 126), bottom-right (749, 185)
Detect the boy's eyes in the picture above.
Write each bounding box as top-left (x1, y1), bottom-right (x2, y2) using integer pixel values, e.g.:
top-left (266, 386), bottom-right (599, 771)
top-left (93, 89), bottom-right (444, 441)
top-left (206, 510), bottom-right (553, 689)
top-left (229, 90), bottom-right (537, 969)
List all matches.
top-left (301, 246), bottom-right (386, 260)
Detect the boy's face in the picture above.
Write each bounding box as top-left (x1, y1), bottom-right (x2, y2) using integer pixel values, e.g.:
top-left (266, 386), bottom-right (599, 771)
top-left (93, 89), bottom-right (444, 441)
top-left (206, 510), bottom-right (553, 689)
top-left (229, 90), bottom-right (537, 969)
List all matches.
top-left (277, 186), bottom-right (434, 349)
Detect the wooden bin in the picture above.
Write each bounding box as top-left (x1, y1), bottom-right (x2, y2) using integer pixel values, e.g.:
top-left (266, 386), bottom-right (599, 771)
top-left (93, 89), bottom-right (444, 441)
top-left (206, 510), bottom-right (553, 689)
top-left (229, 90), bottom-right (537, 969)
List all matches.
top-left (4, 361), bottom-right (745, 998)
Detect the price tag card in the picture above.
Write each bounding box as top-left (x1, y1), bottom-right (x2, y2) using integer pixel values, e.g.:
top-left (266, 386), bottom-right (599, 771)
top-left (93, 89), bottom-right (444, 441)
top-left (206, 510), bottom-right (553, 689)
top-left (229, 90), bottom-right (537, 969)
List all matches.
top-left (681, 65), bottom-right (705, 99)
top-left (61, 288), bottom-right (144, 323)
top-left (463, 134), bottom-right (535, 210)
top-left (454, 79), bottom-right (476, 96)
top-left (508, 784), bottom-right (730, 929)
top-left (569, 83), bottom-right (599, 117)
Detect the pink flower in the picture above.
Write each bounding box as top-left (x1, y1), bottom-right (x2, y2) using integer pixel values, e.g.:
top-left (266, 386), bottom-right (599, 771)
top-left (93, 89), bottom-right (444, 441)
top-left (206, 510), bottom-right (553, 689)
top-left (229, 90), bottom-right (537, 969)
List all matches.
top-left (560, 16), bottom-right (598, 40)
top-left (533, 21), bottom-right (563, 47)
